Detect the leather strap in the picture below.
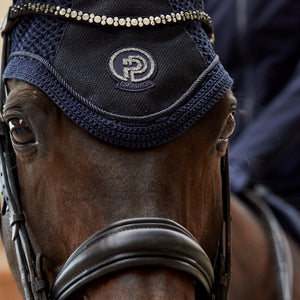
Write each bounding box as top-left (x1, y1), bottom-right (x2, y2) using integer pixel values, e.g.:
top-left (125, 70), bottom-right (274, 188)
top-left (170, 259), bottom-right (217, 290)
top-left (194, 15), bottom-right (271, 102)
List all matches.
top-left (242, 187), bottom-right (293, 300)
top-left (50, 218), bottom-right (215, 300)
top-left (213, 152), bottom-right (231, 300)
top-left (0, 22), bottom-right (47, 300)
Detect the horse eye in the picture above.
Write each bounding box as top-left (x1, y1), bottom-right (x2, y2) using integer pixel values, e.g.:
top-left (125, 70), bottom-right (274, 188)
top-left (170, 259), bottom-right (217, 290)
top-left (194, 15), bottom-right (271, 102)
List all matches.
top-left (220, 113), bottom-right (235, 139)
top-left (8, 118), bottom-right (35, 145)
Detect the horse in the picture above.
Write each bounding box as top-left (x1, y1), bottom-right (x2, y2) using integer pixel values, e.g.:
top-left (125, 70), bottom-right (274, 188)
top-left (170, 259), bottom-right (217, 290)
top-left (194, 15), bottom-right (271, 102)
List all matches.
top-left (0, 0), bottom-right (300, 299)
top-left (1, 79), bottom-right (299, 300)
top-left (0, 78), bottom-right (234, 299)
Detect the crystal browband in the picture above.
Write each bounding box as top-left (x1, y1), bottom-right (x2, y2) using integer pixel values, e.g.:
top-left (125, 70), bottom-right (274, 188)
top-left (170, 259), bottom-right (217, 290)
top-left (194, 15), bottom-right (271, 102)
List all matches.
top-left (5, 2), bottom-right (215, 43)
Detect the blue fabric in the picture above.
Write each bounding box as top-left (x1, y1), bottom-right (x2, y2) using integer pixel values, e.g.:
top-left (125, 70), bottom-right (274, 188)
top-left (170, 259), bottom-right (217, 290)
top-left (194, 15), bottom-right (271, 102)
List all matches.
top-left (229, 61), bottom-right (300, 208)
top-left (206, 0), bottom-right (300, 241)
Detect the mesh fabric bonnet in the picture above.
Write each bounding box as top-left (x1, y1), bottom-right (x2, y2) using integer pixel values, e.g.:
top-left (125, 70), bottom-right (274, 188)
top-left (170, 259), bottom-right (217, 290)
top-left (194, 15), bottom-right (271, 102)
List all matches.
top-left (3, 0), bottom-right (233, 149)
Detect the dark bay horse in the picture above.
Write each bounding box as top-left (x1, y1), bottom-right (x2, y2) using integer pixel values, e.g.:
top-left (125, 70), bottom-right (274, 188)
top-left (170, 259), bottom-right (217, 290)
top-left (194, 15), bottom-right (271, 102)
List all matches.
top-left (0, 0), bottom-right (299, 299)
top-left (0, 80), bottom-right (299, 299)
top-left (1, 79), bottom-right (234, 300)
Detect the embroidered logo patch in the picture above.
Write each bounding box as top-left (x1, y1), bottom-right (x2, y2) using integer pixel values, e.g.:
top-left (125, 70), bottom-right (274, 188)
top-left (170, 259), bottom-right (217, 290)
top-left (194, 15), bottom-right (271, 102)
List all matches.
top-left (107, 47), bottom-right (157, 92)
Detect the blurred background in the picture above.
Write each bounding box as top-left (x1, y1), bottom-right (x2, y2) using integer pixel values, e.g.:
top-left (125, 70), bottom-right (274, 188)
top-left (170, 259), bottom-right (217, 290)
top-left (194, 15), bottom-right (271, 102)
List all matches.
top-left (0, 1), bottom-right (22, 299)
top-left (0, 0), bottom-right (10, 59)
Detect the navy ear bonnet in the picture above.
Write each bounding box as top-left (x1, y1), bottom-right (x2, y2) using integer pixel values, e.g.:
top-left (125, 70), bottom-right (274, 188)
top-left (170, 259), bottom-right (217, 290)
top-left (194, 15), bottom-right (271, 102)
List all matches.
top-left (2, 0), bottom-right (233, 149)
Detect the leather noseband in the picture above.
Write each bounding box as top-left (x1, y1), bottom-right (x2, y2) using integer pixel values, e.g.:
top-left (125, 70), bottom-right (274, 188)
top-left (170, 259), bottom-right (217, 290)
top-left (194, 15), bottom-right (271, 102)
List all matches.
top-left (50, 218), bottom-right (215, 300)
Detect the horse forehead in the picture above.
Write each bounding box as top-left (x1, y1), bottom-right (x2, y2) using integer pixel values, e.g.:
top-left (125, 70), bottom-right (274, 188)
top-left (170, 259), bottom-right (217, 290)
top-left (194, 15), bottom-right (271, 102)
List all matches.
top-left (5, 80), bottom-right (50, 109)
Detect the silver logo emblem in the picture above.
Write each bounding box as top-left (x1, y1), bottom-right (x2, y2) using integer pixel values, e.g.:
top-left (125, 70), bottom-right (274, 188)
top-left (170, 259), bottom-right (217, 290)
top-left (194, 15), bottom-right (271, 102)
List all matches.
top-left (107, 47), bottom-right (157, 91)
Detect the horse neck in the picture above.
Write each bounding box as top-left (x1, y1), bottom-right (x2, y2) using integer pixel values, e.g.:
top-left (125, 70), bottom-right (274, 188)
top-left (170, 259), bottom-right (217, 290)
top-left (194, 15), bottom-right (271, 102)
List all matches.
top-left (230, 197), bottom-right (277, 299)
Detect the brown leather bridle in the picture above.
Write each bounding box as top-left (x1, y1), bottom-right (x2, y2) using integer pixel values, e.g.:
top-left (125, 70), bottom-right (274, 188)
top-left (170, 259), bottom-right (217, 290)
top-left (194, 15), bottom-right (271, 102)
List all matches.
top-left (0, 7), bottom-right (231, 300)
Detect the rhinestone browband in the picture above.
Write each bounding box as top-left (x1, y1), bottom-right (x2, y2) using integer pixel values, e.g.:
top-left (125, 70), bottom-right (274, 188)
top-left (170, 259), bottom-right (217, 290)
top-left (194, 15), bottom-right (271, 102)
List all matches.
top-left (5, 2), bottom-right (214, 43)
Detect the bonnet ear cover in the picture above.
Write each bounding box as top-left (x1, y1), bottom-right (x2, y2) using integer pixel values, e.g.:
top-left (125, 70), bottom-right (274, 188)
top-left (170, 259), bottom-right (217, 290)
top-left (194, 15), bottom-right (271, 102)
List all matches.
top-left (3, 0), bottom-right (233, 149)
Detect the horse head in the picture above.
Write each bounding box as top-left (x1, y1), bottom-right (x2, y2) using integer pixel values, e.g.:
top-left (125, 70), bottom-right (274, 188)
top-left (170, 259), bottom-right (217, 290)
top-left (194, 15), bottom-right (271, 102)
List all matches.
top-left (0, 1), bottom-right (236, 299)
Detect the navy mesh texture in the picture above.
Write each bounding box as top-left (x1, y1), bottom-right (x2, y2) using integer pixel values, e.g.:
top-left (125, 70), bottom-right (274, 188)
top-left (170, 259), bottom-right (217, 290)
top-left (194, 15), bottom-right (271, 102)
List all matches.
top-left (4, 0), bottom-right (233, 149)
top-left (11, 0), bottom-right (215, 65)
top-left (170, 0), bottom-right (201, 11)
top-left (11, 0), bottom-right (72, 63)
top-left (170, 0), bottom-right (215, 64)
